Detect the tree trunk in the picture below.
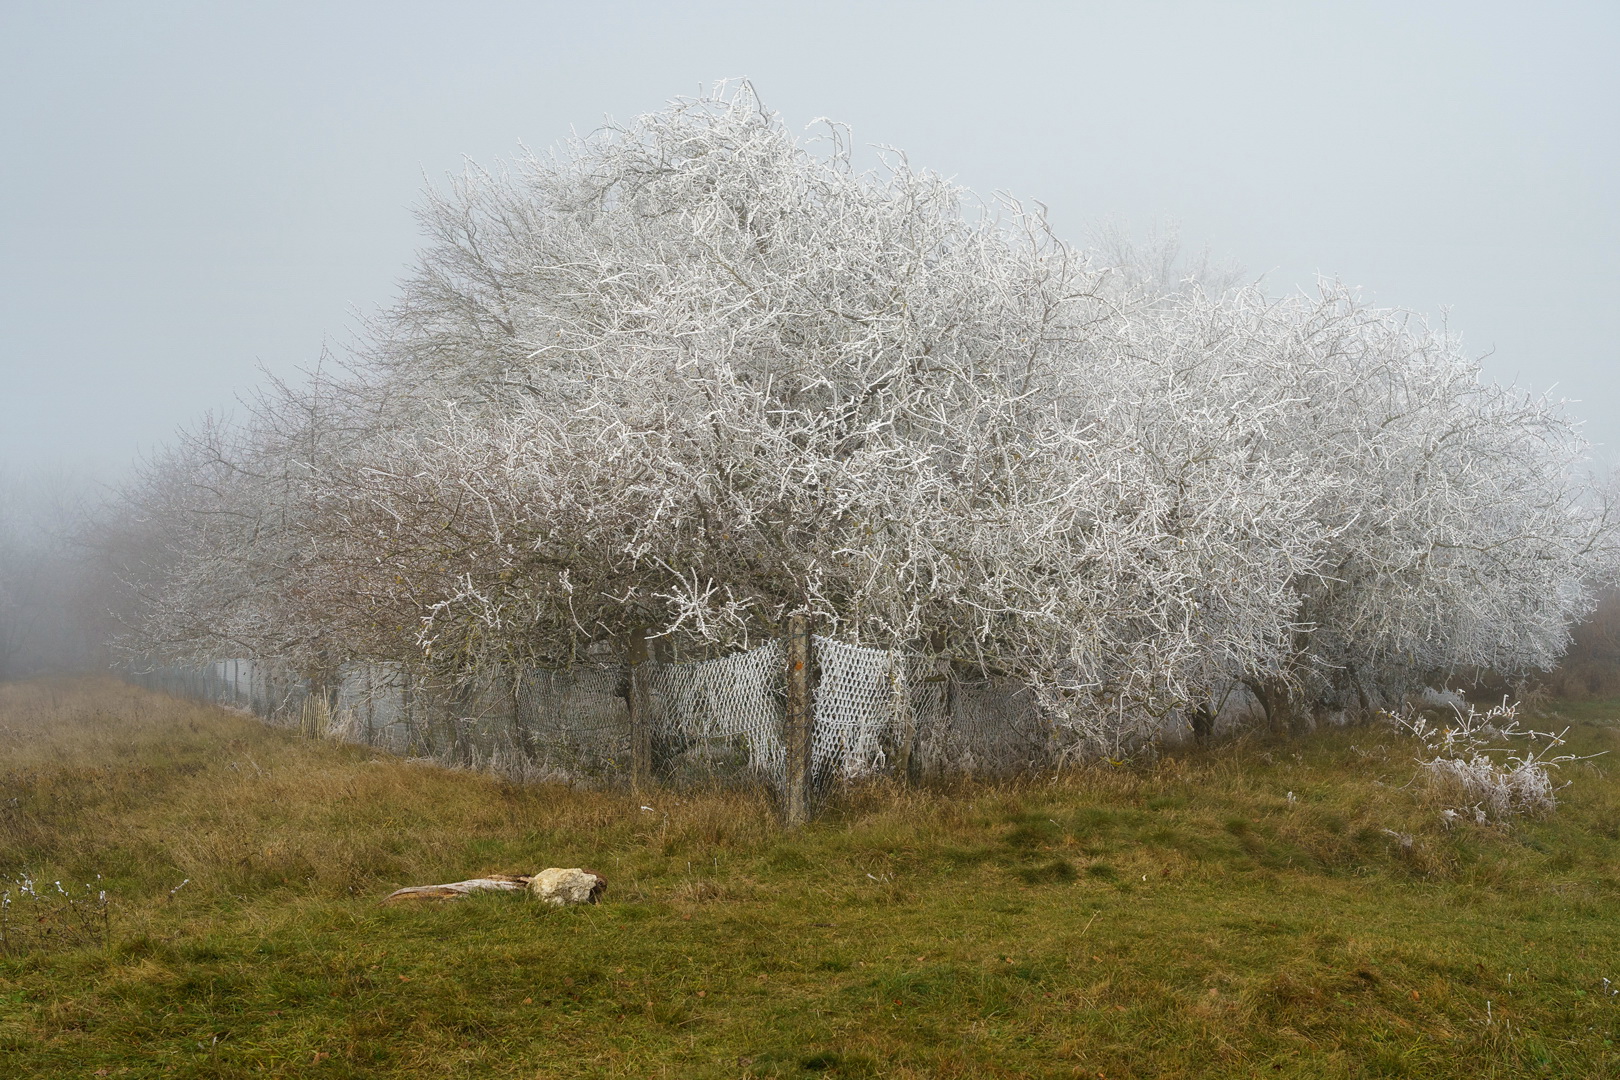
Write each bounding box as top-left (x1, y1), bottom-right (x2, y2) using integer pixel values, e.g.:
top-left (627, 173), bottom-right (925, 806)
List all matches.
top-left (1189, 703), bottom-right (1215, 746)
top-left (1243, 677), bottom-right (1293, 737)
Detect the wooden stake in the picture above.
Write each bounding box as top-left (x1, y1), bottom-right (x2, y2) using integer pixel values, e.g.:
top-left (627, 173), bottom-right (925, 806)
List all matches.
top-left (783, 614), bottom-right (815, 827)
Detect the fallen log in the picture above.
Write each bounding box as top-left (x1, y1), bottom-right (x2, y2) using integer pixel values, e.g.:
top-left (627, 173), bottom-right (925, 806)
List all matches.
top-left (380, 874), bottom-right (530, 904)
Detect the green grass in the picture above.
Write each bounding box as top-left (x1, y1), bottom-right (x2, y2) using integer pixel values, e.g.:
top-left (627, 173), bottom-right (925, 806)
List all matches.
top-left (4, 678), bottom-right (1620, 1077)
top-left (1544, 695), bottom-right (1620, 726)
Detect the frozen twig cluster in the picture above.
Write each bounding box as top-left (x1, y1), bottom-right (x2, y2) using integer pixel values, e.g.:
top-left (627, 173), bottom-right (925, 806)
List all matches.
top-left (0, 872), bottom-right (110, 954)
top-left (100, 82), bottom-right (1615, 754)
top-left (1384, 698), bottom-right (1591, 821)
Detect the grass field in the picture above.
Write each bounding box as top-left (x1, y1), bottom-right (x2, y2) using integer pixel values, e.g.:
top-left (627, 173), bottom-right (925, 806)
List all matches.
top-left (3, 677), bottom-right (1620, 1078)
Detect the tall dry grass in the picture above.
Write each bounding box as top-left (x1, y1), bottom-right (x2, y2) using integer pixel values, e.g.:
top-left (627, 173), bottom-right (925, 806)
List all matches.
top-left (10, 678), bottom-right (1618, 906)
top-left (0, 677), bottom-right (788, 908)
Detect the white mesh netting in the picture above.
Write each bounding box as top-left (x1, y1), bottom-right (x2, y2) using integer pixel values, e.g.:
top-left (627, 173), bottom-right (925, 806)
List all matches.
top-left (651, 639), bottom-right (785, 781)
top-left (810, 637), bottom-right (897, 784)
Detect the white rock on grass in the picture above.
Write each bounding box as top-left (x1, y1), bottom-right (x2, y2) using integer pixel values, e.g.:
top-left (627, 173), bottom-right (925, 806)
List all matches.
top-left (529, 867), bottom-right (607, 906)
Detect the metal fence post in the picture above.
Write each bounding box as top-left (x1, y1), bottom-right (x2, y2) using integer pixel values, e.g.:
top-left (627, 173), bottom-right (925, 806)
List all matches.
top-left (783, 614), bottom-right (815, 827)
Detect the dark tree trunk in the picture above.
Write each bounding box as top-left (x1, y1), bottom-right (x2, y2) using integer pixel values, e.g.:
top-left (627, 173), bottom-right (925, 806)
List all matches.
top-left (1243, 677), bottom-right (1295, 737)
top-left (1188, 703), bottom-right (1215, 746)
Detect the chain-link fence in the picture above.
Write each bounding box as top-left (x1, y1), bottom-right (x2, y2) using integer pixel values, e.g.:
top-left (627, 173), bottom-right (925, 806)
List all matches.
top-left (124, 636), bottom-right (1075, 803)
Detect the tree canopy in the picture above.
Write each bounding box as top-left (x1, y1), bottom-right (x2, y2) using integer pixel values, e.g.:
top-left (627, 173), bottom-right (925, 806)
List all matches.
top-left (104, 83), bottom-right (1613, 749)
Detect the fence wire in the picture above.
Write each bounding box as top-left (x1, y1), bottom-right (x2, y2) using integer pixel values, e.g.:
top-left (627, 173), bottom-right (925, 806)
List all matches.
top-left (125, 638), bottom-right (1073, 798)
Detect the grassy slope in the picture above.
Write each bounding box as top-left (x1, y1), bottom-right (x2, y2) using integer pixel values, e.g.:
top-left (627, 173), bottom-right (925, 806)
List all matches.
top-left (2, 679), bottom-right (1619, 1078)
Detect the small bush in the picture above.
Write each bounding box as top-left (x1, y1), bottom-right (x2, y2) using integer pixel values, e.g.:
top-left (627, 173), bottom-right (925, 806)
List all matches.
top-left (1384, 696), bottom-right (1590, 823)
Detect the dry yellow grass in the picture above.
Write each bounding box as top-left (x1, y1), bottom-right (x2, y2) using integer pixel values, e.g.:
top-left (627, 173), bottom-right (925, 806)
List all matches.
top-left (1, 676), bottom-right (783, 902)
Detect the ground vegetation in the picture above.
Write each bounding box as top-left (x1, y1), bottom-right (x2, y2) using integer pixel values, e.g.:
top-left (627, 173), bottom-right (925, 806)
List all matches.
top-left (3, 679), bottom-right (1620, 1077)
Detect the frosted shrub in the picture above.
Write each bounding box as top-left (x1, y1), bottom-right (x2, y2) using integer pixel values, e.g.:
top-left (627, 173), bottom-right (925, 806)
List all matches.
top-left (1384, 697), bottom-right (1587, 822)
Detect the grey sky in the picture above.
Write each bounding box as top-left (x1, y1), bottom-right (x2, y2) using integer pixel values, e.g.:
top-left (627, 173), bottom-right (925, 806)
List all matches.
top-left (2, 1), bottom-right (1616, 477)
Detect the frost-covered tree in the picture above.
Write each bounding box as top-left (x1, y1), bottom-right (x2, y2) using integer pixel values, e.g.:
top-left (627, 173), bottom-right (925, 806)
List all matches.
top-left (107, 82), bottom-right (1611, 749)
top-left (305, 85), bottom-right (1325, 729)
top-left (1198, 288), bottom-right (1606, 729)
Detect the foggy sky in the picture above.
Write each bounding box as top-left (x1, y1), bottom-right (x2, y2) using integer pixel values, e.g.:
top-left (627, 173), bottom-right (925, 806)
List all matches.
top-left (2, 1), bottom-right (1616, 477)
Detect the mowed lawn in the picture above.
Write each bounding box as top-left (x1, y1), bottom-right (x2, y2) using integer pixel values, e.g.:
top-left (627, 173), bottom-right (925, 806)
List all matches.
top-left (3, 678), bottom-right (1620, 1078)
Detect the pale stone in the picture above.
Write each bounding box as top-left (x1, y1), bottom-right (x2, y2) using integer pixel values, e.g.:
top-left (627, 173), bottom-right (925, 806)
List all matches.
top-left (529, 867), bottom-right (606, 906)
